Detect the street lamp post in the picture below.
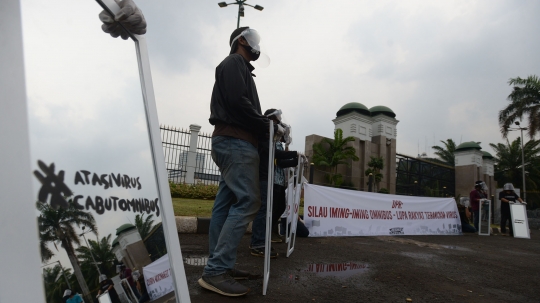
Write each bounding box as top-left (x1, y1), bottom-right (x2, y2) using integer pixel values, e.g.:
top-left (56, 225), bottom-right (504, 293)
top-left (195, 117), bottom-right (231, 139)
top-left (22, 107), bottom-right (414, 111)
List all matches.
top-left (218, 1), bottom-right (264, 29)
top-left (42, 260), bottom-right (71, 289)
top-left (80, 226), bottom-right (101, 275)
top-left (508, 121), bottom-right (528, 202)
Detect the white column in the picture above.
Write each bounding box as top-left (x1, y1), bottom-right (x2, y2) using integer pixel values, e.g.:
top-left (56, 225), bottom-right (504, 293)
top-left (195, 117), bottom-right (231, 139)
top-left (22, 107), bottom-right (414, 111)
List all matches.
top-left (185, 124), bottom-right (202, 184)
top-left (0, 1), bottom-right (47, 302)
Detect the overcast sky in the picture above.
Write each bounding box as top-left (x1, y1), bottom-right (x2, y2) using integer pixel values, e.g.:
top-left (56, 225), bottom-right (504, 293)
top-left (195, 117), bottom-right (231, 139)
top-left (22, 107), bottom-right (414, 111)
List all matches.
top-left (136, 0), bottom-right (540, 157)
top-left (22, 0), bottom-right (165, 274)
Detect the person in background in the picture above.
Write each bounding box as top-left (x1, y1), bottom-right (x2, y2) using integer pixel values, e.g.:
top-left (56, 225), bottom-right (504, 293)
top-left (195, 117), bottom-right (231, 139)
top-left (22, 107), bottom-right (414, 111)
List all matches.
top-left (65, 291), bottom-right (83, 303)
top-left (499, 183), bottom-right (526, 236)
top-left (97, 274), bottom-right (121, 303)
top-left (457, 198), bottom-right (476, 233)
top-left (132, 271), bottom-right (150, 303)
top-left (120, 264), bottom-right (140, 299)
top-left (469, 180), bottom-right (488, 231)
top-left (62, 289), bottom-right (72, 303)
top-left (250, 109), bottom-right (299, 258)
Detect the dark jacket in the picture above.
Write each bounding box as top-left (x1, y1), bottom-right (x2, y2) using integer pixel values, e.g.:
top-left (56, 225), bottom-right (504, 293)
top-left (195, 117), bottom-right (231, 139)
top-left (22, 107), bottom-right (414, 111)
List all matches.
top-left (209, 54), bottom-right (269, 135)
top-left (469, 189), bottom-right (486, 211)
top-left (259, 139), bottom-right (298, 180)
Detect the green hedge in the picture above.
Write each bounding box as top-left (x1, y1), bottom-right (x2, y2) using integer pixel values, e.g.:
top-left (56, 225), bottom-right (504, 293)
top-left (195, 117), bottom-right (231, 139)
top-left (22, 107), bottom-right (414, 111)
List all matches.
top-left (169, 182), bottom-right (219, 199)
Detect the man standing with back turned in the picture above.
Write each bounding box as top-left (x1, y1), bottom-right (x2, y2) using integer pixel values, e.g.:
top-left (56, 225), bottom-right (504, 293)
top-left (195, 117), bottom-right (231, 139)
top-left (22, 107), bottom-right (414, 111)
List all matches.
top-left (198, 27), bottom-right (274, 297)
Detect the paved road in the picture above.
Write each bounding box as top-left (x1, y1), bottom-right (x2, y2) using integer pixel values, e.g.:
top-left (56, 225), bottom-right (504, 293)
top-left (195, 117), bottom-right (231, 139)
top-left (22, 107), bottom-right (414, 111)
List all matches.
top-left (174, 231), bottom-right (539, 303)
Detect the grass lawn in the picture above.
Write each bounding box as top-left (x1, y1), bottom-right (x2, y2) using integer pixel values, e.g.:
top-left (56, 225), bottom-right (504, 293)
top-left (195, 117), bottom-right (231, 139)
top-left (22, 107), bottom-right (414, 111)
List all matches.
top-left (172, 198), bottom-right (214, 217)
top-left (172, 197), bottom-right (305, 217)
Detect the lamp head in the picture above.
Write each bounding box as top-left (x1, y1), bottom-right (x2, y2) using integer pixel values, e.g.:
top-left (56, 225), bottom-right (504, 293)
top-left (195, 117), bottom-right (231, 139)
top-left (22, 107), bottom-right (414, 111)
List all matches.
top-left (218, 2), bottom-right (227, 7)
top-left (239, 4), bottom-right (244, 16)
top-left (515, 121), bottom-right (520, 126)
top-left (254, 5), bottom-right (264, 10)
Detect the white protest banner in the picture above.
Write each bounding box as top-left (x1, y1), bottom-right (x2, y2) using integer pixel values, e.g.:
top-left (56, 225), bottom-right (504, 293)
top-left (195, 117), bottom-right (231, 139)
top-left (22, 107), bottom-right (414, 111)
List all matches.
top-left (304, 184), bottom-right (461, 236)
top-left (143, 254), bottom-right (174, 300)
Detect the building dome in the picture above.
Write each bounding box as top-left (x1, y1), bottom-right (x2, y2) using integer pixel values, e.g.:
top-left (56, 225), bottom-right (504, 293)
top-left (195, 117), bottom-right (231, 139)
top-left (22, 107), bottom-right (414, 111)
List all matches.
top-left (116, 223), bottom-right (136, 235)
top-left (336, 102), bottom-right (371, 117)
top-left (369, 105), bottom-right (396, 118)
top-left (482, 151), bottom-right (494, 159)
top-left (455, 141), bottom-right (482, 152)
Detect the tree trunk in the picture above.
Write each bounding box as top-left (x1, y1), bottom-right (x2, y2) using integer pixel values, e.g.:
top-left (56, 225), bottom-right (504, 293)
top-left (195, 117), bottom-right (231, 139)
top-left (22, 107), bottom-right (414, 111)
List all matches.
top-left (64, 241), bottom-right (93, 303)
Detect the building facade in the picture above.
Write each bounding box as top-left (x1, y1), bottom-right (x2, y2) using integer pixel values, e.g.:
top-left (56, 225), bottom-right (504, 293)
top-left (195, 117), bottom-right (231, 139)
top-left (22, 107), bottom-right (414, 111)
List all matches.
top-left (304, 102), bottom-right (399, 193)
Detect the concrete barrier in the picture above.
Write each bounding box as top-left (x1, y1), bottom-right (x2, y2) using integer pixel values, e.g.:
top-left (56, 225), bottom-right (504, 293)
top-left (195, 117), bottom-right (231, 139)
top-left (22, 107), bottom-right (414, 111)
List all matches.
top-left (176, 216), bottom-right (252, 234)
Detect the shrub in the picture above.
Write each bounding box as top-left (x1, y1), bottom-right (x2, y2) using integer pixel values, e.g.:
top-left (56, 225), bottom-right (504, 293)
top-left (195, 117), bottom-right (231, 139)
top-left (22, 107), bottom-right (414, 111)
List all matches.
top-left (169, 181), bottom-right (218, 199)
top-left (378, 188), bottom-right (390, 194)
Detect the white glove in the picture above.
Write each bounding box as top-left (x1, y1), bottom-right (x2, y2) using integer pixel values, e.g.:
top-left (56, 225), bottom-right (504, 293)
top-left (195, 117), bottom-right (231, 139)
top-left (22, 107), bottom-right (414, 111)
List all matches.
top-left (99, 0), bottom-right (147, 40)
top-left (509, 201), bottom-right (516, 204)
top-left (521, 201), bottom-right (527, 205)
top-left (301, 154), bottom-right (308, 165)
top-left (274, 124), bottom-right (285, 138)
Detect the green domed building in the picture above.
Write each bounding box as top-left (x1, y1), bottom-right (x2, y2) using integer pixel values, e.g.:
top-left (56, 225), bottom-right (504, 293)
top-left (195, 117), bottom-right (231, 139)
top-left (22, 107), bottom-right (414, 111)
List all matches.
top-left (454, 141), bottom-right (496, 203)
top-left (306, 102), bottom-right (399, 193)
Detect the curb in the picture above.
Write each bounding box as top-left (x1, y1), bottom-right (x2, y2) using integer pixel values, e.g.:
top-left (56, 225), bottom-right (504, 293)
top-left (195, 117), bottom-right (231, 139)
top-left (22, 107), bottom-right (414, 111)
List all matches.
top-left (175, 216), bottom-right (252, 234)
top-left (174, 217), bottom-right (531, 235)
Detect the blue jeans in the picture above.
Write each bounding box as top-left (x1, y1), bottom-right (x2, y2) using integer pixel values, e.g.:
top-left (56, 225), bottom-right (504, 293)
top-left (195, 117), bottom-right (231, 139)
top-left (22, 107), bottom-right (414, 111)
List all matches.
top-left (203, 136), bottom-right (261, 276)
top-left (473, 210), bottom-right (480, 231)
top-left (461, 221), bottom-right (477, 233)
top-left (280, 215), bottom-right (310, 237)
top-left (250, 180), bottom-right (268, 249)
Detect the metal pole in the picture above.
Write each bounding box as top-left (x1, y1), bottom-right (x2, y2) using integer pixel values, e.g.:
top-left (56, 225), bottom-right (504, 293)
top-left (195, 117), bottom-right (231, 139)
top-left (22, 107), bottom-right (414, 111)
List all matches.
top-left (236, 3), bottom-right (240, 28)
top-left (368, 173), bottom-right (373, 192)
top-left (309, 163), bottom-right (314, 184)
top-left (82, 233), bottom-right (101, 275)
top-left (520, 128), bottom-right (526, 202)
top-left (57, 260), bottom-right (72, 290)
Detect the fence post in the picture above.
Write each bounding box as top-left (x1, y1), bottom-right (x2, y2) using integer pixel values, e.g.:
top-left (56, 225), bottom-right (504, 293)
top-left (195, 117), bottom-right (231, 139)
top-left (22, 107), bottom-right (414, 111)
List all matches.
top-left (185, 124), bottom-right (201, 184)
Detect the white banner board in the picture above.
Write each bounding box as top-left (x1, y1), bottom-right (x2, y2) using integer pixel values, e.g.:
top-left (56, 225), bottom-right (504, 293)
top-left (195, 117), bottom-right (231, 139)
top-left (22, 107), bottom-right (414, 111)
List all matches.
top-left (143, 254), bottom-right (174, 300)
top-left (304, 184), bottom-right (461, 236)
top-left (510, 203), bottom-right (530, 239)
top-left (98, 293), bottom-right (112, 303)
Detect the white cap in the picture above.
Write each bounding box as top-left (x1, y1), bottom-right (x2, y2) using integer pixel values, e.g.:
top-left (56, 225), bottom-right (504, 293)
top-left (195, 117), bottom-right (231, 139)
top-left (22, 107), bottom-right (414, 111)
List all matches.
top-left (99, 274), bottom-right (107, 282)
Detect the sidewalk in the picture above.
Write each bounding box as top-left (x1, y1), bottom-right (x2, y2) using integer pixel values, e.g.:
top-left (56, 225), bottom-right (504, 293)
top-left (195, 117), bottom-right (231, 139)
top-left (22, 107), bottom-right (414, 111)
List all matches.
top-left (175, 230), bottom-right (538, 303)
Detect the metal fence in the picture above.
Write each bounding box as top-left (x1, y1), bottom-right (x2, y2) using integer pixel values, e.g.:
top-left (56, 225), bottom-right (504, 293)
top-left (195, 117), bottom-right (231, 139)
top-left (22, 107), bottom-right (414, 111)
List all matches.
top-left (160, 125), bottom-right (220, 185)
top-left (160, 125), bottom-right (190, 183)
top-left (195, 131), bottom-right (220, 183)
top-left (395, 153), bottom-right (455, 197)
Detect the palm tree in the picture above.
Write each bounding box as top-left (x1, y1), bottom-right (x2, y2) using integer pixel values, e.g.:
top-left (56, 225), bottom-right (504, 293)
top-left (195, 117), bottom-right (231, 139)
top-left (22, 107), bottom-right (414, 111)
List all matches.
top-left (432, 139), bottom-right (457, 166)
top-left (499, 75), bottom-right (540, 138)
top-left (312, 128), bottom-right (359, 186)
top-left (42, 264), bottom-right (73, 303)
top-left (365, 156), bottom-right (384, 191)
top-left (135, 213), bottom-right (155, 239)
top-left (490, 137), bottom-right (540, 194)
top-left (76, 233), bottom-right (117, 291)
top-left (37, 201), bottom-right (96, 303)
